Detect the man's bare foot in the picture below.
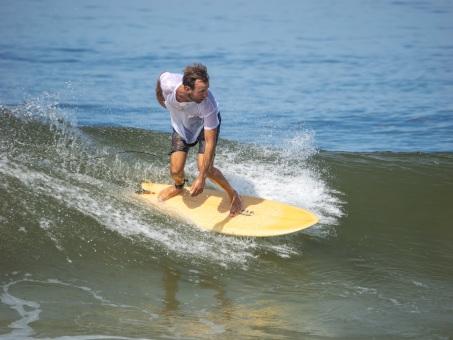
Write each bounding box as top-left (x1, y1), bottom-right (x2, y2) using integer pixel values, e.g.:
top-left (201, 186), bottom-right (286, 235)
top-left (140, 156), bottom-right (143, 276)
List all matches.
top-left (229, 191), bottom-right (243, 217)
top-left (158, 185), bottom-right (182, 202)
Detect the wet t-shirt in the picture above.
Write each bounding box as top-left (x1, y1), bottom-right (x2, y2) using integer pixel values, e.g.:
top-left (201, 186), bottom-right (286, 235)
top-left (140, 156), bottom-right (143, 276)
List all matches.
top-left (159, 72), bottom-right (219, 144)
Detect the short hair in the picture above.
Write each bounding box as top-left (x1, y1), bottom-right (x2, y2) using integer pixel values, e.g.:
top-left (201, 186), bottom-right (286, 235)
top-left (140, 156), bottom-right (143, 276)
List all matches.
top-left (182, 63), bottom-right (209, 89)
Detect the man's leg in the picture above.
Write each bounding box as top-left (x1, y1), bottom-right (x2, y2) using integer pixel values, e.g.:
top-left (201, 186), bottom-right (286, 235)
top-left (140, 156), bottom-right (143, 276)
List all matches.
top-left (197, 154), bottom-right (243, 217)
top-left (158, 151), bottom-right (187, 201)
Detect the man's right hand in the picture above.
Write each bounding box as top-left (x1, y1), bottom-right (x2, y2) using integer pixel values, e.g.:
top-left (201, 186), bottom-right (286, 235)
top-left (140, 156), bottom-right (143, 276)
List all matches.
top-left (189, 176), bottom-right (206, 197)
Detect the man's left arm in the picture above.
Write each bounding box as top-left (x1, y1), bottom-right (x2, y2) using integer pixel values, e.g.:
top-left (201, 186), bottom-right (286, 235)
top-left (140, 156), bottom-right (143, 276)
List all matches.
top-left (189, 128), bottom-right (217, 197)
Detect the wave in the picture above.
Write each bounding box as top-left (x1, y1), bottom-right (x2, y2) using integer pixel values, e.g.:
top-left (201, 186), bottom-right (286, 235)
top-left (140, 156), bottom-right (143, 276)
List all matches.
top-left (1, 99), bottom-right (452, 272)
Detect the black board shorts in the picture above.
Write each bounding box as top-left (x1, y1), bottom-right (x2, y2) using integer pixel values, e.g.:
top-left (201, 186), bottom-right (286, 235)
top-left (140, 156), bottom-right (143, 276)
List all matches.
top-left (168, 112), bottom-right (221, 155)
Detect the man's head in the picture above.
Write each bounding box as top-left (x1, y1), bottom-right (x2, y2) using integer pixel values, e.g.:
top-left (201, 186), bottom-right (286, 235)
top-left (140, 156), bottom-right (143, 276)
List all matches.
top-left (182, 63), bottom-right (210, 103)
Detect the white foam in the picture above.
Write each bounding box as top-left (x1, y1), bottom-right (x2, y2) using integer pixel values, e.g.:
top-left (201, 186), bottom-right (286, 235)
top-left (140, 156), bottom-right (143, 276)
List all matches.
top-left (212, 131), bottom-right (345, 237)
top-left (0, 277), bottom-right (154, 340)
top-left (0, 280), bottom-right (42, 338)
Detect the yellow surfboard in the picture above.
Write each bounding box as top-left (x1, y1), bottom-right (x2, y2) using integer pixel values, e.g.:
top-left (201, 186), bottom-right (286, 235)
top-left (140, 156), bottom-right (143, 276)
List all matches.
top-left (137, 182), bottom-right (319, 237)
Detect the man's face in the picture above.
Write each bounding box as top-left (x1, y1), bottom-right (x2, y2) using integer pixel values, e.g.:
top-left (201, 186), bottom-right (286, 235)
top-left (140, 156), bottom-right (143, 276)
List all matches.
top-left (187, 80), bottom-right (209, 103)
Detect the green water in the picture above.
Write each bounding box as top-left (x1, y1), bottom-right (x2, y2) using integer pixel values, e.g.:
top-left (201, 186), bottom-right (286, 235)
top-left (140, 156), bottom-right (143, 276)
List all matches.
top-left (1, 109), bottom-right (452, 339)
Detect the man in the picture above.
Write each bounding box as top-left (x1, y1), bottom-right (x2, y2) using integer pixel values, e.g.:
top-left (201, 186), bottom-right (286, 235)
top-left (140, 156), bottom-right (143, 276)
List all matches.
top-left (155, 63), bottom-right (243, 217)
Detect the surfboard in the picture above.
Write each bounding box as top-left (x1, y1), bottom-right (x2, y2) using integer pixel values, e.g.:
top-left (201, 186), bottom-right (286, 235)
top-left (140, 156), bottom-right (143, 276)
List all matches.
top-left (137, 182), bottom-right (319, 237)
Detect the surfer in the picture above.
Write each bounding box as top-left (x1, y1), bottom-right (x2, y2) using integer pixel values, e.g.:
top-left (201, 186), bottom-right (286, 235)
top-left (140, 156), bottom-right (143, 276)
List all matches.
top-left (155, 63), bottom-right (243, 217)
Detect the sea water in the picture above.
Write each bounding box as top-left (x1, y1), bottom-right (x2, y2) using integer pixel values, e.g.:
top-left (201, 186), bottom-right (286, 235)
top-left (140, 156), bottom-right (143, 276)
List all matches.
top-left (1, 0), bottom-right (453, 339)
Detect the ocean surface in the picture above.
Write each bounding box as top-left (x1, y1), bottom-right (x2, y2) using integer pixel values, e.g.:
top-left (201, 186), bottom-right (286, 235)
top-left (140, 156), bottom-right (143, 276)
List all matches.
top-left (1, 0), bottom-right (453, 339)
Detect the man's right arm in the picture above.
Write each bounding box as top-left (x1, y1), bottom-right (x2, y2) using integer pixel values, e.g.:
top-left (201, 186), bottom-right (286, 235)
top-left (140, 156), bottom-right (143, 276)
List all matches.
top-left (155, 72), bottom-right (167, 108)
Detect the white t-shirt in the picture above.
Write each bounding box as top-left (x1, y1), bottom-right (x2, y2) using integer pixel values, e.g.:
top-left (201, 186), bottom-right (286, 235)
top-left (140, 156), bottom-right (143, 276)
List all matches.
top-left (159, 72), bottom-right (219, 144)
